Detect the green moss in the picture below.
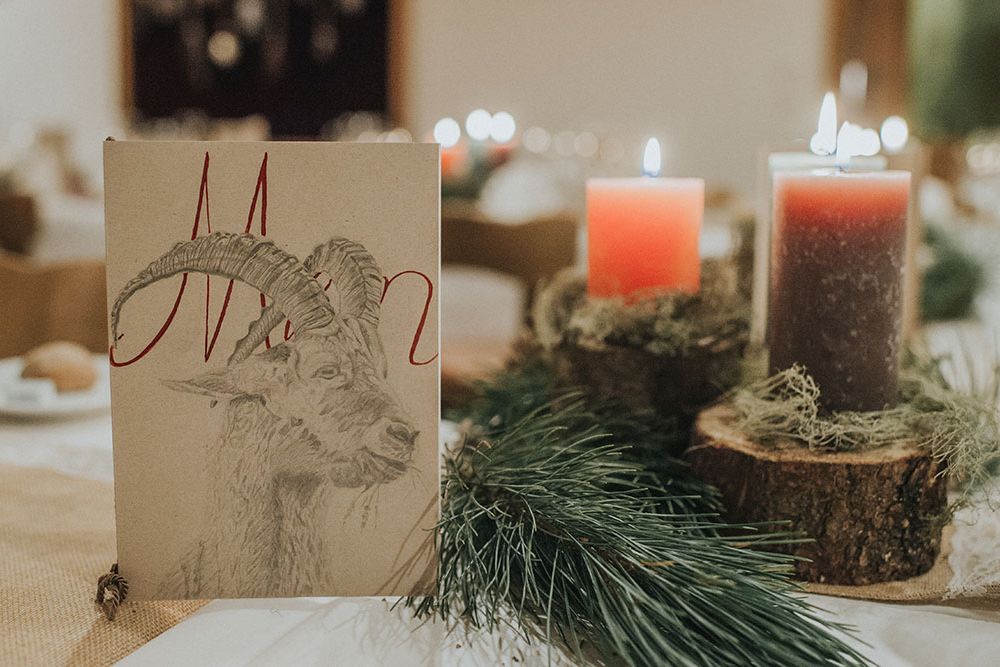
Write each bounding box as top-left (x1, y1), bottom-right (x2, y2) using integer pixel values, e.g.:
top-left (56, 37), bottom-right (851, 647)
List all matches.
top-left (731, 354), bottom-right (1000, 506)
top-left (534, 258), bottom-right (749, 358)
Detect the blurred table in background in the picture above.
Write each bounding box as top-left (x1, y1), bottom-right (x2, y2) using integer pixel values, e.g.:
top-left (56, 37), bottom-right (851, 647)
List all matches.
top-left (442, 200), bottom-right (579, 315)
top-left (441, 201), bottom-right (578, 403)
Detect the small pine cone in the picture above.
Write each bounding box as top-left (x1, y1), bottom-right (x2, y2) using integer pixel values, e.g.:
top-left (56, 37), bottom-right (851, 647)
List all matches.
top-left (95, 563), bottom-right (129, 621)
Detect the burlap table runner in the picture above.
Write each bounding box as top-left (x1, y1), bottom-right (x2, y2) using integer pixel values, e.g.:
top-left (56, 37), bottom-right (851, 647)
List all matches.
top-left (2, 462), bottom-right (996, 665)
top-left (0, 464), bottom-right (206, 666)
top-left (804, 525), bottom-right (1000, 605)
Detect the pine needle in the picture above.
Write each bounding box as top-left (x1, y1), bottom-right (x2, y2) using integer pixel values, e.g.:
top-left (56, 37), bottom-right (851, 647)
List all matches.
top-left (416, 362), bottom-right (872, 666)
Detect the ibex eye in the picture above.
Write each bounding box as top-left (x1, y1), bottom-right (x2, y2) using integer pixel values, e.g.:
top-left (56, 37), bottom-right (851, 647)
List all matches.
top-left (312, 365), bottom-right (344, 380)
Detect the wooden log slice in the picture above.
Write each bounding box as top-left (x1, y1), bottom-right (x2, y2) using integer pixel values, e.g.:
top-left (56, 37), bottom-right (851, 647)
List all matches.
top-left (687, 404), bottom-right (947, 585)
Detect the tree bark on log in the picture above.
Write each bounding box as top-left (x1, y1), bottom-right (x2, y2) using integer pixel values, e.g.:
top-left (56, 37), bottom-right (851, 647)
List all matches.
top-left (687, 404), bottom-right (947, 585)
top-left (551, 340), bottom-right (744, 418)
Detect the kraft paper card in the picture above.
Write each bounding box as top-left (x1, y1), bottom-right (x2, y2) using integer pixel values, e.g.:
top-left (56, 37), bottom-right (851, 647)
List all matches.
top-left (103, 141), bottom-right (439, 599)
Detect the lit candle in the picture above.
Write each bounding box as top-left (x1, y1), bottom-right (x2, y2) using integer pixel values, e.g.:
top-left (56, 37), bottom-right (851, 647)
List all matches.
top-left (751, 92), bottom-right (886, 344)
top-left (768, 126), bottom-right (910, 412)
top-left (587, 138), bottom-right (704, 298)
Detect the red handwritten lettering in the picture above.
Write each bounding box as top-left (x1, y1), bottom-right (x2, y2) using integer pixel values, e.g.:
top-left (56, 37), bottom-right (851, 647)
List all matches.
top-left (110, 152), bottom-right (434, 368)
top-left (109, 151), bottom-right (211, 367)
top-left (381, 271), bottom-right (437, 366)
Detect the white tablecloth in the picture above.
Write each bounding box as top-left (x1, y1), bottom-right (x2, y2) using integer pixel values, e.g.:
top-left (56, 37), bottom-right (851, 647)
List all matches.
top-left (2, 406), bottom-right (999, 665)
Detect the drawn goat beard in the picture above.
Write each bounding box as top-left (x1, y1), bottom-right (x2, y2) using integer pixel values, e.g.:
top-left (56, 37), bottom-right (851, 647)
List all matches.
top-left (256, 400), bottom-right (415, 489)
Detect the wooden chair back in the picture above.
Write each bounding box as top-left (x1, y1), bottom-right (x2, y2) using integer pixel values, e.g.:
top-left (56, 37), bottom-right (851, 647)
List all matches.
top-left (441, 202), bottom-right (579, 317)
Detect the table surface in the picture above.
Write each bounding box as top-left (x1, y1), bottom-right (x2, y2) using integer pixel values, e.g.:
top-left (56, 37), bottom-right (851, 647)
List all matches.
top-left (10, 195), bottom-right (1000, 664)
top-left (3, 412), bottom-right (999, 666)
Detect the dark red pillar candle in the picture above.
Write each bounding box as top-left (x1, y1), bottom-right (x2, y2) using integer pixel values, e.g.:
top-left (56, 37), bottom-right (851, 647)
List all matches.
top-left (768, 170), bottom-right (910, 412)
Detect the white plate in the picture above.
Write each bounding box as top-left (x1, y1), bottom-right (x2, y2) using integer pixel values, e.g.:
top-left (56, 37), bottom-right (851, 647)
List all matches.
top-left (0, 354), bottom-right (110, 419)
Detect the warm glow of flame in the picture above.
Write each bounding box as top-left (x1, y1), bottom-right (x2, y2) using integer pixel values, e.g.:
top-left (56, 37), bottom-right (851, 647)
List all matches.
top-left (642, 138), bottom-right (661, 177)
top-left (809, 92), bottom-right (838, 156)
top-left (835, 122), bottom-right (881, 168)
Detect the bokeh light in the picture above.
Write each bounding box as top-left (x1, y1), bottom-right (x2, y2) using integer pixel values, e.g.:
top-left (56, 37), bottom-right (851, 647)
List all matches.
top-left (465, 109), bottom-right (492, 141)
top-left (880, 116), bottom-right (909, 154)
top-left (523, 126), bottom-right (551, 153)
top-left (433, 117), bottom-right (461, 148)
top-left (207, 30), bottom-right (242, 68)
top-left (573, 131), bottom-right (599, 158)
top-left (489, 111), bottom-right (517, 143)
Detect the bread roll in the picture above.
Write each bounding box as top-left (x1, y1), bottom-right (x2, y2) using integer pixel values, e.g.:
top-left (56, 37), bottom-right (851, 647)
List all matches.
top-left (21, 341), bottom-right (97, 392)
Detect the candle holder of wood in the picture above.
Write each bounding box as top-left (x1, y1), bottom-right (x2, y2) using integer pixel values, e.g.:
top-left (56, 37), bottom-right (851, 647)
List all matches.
top-left (532, 255), bottom-right (752, 420)
top-left (686, 401), bottom-right (947, 586)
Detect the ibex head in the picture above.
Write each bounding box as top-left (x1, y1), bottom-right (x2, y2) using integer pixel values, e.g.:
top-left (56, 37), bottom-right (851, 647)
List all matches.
top-left (112, 232), bottom-right (418, 488)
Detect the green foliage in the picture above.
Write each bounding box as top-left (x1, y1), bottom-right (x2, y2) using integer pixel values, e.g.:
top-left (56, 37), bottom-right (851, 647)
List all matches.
top-left (910, 0), bottom-right (1000, 138)
top-left (533, 261), bottom-right (748, 359)
top-left (921, 224), bottom-right (986, 322)
top-left (417, 360), bottom-right (871, 666)
top-left (447, 355), bottom-right (711, 516)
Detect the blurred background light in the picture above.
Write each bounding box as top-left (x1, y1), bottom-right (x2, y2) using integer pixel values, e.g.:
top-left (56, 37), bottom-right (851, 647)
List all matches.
top-left (522, 126), bottom-right (550, 154)
top-left (465, 109), bottom-right (492, 141)
top-left (206, 30), bottom-right (241, 69)
top-left (880, 116), bottom-right (909, 153)
top-left (433, 117), bottom-right (461, 148)
top-left (489, 111), bottom-right (516, 143)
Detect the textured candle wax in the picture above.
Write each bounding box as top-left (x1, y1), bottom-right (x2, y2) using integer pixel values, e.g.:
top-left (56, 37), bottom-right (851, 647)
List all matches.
top-left (768, 170), bottom-right (910, 412)
top-left (587, 178), bottom-right (703, 298)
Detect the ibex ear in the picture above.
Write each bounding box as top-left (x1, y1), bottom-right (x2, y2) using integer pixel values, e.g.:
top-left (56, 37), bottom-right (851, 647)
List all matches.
top-left (163, 369), bottom-right (243, 398)
top-left (163, 344), bottom-right (298, 399)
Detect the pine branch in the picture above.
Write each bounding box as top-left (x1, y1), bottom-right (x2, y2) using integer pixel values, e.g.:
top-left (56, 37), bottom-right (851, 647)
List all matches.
top-left (419, 369), bottom-right (871, 666)
top-left (447, 354), bottom-right (714, 517)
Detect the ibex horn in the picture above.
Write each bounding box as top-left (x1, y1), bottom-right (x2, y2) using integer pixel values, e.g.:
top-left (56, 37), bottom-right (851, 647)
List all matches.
top-left (229, 237), bottom-right (384, 366)
top-left (111, 233), bottom-right (337, 349)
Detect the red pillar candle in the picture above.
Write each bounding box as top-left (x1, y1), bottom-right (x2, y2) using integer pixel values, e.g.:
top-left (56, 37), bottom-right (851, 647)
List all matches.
top-left (587, 177), bottom-right (703, 298)
top-left (768, 170), bottom-right (910, 411)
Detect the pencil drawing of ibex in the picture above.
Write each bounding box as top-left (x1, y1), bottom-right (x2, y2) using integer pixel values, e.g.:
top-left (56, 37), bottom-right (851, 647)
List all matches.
top-left (111, 232), bottom-right (421, 598)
